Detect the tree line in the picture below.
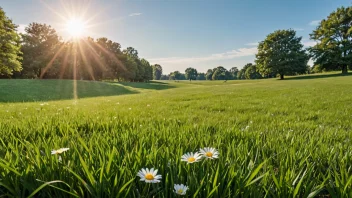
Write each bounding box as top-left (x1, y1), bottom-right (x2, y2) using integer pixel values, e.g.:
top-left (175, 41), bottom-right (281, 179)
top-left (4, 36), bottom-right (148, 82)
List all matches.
top-left (0, 8), bottom-right (162, 82)
top-left (1, 6), bottom-right (351, 81)
top-left (162, 6), bottom-right (352, 81)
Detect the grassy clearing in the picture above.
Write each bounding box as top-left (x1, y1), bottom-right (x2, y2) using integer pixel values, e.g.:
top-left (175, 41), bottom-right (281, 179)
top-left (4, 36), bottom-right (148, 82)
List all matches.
top-left (1, 74), bottom-right (352, 197)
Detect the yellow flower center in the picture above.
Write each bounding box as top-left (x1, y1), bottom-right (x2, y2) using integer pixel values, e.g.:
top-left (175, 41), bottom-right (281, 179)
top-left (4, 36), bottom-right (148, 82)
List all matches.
top-left (177, 189), bottom-right (183, 194)
top-left (145, 173), bottom-right (154, 180)
top-left (206, 152), bottom-right (213, 157)
top-left (188, 157), bottom-right (195, 162)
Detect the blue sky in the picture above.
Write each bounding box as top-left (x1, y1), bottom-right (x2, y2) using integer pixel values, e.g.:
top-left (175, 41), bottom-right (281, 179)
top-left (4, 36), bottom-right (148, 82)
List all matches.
top-left (1, 0), bottom-right (351, 74)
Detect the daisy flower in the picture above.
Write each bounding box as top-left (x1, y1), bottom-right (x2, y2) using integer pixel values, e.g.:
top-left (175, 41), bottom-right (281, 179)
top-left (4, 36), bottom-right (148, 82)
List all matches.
top-left (181, 152), bottom-right (202, 163)
top-left (137, 168), bottom-right (162, 183)
top-left (199, 147), bottom-right (219, 159)
top-left (174, 184), bottom-right (188, 195)
top-left (51, 148), bottom-right (70, 155)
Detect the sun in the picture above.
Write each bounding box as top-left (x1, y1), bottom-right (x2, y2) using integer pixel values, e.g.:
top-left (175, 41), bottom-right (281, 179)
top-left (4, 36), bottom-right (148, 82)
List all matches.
top-left (65, 18), bottom-right (86, 38)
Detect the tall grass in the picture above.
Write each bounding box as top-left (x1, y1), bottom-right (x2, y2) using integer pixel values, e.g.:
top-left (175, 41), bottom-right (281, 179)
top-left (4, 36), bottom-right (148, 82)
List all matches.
top-left (0, 74), bottom-right (352, 197)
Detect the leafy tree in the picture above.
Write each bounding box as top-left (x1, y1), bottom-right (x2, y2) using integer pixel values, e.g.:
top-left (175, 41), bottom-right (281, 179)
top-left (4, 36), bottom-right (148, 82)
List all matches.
top-left (245, 65), bottom-right (262, 79)
top-left (229, 67), bottom-right (239, 80)
top-left (237, 63), bottom-right (252, 80)
top-left (185, 67), bottom-right (198, 81)
top-left (160, 74), bottom-right (169, 80)
top-left (212, 66), bottom-right (230, 80)
top-left (256, 29), bottom-right (309, 79)
top-left (196, 73), bottom-right (206, 80)
top-left (152, 64), bottom-right (162, 80)
top-left (123, 47), bottom-right (138, 59)
top-left (169, 71), bottom-right (183, 80)
top-left (21, 23), bottom-right (61, 78)
top-left (0, 7), bottom-right (22, 76)
top-left (141, 59), bottom-right (153, 82)
top-left (206, 69), bottom-right (213, 80)
top-left (309, 6), bottom-right (352, 74)
top-left (185, 67), bottom-right (198, 80)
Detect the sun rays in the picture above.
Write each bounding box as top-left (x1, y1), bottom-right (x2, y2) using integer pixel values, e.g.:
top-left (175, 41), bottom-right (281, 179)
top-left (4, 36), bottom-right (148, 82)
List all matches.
top-left (38, 0), bottom-right (126, 100)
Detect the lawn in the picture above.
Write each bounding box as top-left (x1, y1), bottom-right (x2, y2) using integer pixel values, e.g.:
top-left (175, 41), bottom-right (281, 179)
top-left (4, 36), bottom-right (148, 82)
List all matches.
top-left (1, 73), bottom-right (352, 197)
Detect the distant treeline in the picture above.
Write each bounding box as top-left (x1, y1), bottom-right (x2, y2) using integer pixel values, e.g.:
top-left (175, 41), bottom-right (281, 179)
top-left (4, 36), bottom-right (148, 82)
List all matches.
top-left (0, 6), bottom-right (351, 81)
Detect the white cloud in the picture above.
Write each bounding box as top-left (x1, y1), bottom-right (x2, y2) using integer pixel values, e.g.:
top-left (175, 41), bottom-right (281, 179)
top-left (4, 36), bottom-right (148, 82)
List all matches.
top-left (245, 42), bottom-right (259, 46)
top-left (294, 28), bottom-right (304, 31)
top-left (129, 13), bottom-right (142, 17)
top-left (17, 24), bottom-right (27, 34)
top-left (302, 40), bottom-right (316, 47)
top-left (309, 20), bottom-right (320, 26)
top-left (148, 47), bottom-right (257, 64)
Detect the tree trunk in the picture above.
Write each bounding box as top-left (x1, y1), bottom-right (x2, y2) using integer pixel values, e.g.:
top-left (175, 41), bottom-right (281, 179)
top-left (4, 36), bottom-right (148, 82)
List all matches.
top-left (280, 74), bottom-right (284, 80)
top-left (342, 65), bottom-right (348, 74)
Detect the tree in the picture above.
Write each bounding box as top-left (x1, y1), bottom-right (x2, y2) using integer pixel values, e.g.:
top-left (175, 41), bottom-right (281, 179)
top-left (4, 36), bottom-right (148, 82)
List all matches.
top-left (206, 69), bottom-right (213, 80)
top-left (141, 59), bottom-right (153, 82)
top-left (229, 67), bottom-right (239, 80)
top-left (237, 63), bottom-right (252, 80)
top-left (21, 23), bottom-right (61, 78)
top-left (196, 73), bottom-right (206, 80)
top-left (309, 6), bottom-right (352, 74)
top-left (160, 74), bottom-right (169, 80)
top-left (152, 64), bottom-right (162, 80)
top-left (256, 29), bottom-right (309, 80)
top-left (169, 71), bottom-right (182, 80)
top-left (245, 65), bottom-right (262, 79)
top-left (185, 67), bottom-right (198, 80)
top-left (0, 7), bottom-right (22, 76)
top-left (212, 66), bottom-right (230, 80)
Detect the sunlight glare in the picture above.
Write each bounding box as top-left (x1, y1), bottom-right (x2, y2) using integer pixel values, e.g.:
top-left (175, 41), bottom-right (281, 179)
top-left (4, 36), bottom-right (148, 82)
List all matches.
top-left (65, 18), bottom-right (86, 38)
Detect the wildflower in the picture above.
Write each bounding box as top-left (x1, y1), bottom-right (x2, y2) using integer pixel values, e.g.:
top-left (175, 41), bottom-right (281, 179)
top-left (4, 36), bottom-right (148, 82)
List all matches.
top-left (51, 148), bottom-right (70, 155)
top-left (137, 168), bottom-right (162, 183)
top-left (181, 152), bottom-right (202, 164)
top-left (147, 104), bottom-right (150, 107)
top-left (129, 108), bottom-right (132, 110)
top-left (174, 184), bottom-right (188, 195)
top-left (199, 147), bottom-right (219, 159)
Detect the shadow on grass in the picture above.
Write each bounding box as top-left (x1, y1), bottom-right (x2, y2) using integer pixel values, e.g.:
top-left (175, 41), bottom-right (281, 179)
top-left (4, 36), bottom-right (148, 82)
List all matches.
top-left (0, 79), bottom-right (139, 102)
top-left (113, 81), bottom-right (176, 90)
top-left (283, 72), bottom-right (351, 80)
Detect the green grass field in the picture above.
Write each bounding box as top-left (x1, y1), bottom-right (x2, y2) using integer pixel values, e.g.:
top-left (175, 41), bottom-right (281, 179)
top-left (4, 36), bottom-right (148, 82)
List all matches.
top-left (1, 73), bottom-right (352, 197)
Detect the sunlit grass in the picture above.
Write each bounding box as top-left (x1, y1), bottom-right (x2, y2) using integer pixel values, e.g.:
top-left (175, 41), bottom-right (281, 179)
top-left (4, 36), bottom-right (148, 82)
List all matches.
top-left (1, 74), bottom-right (352, 197)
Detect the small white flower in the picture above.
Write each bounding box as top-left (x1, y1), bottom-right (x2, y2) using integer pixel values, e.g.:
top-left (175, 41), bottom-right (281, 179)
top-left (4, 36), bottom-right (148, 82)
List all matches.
top-left (181, 152), bottom-right (202, 163)
top-left (129, 108), bottom-right (132, 110)
top-left (174, 184), bottom-right (188, 195)
top-left (137, 168), bottom-right (162, 183)
top-left (199, 147), bottom-right (219, 159)
top-left (147, 104), bottom-right (150, 107)
top-left (51, 148), bottom-right (70, 155)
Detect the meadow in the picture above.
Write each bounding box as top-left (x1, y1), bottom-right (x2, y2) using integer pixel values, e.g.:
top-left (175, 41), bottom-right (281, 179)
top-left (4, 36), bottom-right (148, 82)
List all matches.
top-left (1, 73), bottom-right (352, 197)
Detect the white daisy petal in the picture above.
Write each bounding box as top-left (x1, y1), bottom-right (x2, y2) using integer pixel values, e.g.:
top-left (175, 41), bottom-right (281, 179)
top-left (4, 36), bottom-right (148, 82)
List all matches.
top-left (199, 147), bottom-right (220, 159)
top-left (181, 152), bottom-right (202, 163)
top-left (137, 167), bottom-right (162, 183)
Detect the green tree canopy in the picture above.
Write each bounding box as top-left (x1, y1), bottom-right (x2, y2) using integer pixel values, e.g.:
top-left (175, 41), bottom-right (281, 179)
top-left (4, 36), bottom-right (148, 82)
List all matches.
top-left (205, 69), bottom-right (213, 80)
top-left (237, 63), bottom-right (252, 80)
top-left (229, 67), bottom-right (239, 80)
top-left (256, 29), bottom-right (309, 79)
top-left (0, 7), bottom-right (22, 76)
top-left (152, 64), bottom-right (162, 80)
top-left (21, 23), bottom-right (61, 78)
top-left (196, 72), bottom-right (206, 80)
top-left (245, 65), bottom-right (262, 79)
top-left (185, 67), bottom-right (198, 80)
top-left (212, 66), bottom-right (230, 80)
top-left (309, 6), bottom-right (352, 74)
